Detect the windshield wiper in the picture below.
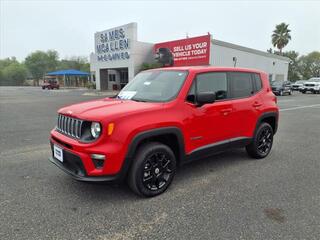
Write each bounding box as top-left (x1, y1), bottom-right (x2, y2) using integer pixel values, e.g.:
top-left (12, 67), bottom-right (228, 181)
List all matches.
top-left (131, 98), bottom-right (148, 102)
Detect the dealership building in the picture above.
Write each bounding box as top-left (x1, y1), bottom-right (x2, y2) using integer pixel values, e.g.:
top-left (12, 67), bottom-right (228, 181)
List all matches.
top-left (90, 22), bottom-right (290, 91)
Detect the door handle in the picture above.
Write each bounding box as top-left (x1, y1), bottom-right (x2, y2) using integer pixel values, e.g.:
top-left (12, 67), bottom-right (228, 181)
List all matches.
top-left (253, 102), bottom-right (262, 107)
top-left (220, 108), bottom-right (232, 116)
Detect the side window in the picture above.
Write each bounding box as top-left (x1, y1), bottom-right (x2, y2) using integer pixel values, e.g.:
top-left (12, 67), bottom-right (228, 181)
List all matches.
top-left (196, 72), bottom-right (228, 100)
top-left (229, 72), bottom-right (254, 98)
top-left (253, 73), bottom-right (263, 92)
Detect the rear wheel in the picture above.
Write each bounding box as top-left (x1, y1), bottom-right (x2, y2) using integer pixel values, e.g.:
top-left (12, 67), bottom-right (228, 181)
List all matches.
top-left (246, 122), bottom-right (273, 159)
top-left (127, 142), bottom-right (176, 197)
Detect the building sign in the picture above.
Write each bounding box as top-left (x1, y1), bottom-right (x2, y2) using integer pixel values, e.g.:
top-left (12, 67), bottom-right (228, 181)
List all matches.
top-left (95, 27), bottom-right (130, 62)
top-left (154, 35), bottom-right (211, 66)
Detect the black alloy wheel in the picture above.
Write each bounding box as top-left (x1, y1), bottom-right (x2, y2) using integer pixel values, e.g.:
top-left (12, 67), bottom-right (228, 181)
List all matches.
top-left (128, 142), bottom-right (176, 197)
top-left (256, 127), bottom-right (273, 155)
top-left (142, 152), bottom-right (173, 191)
top-left (246, 122), bottom-right (274, 159)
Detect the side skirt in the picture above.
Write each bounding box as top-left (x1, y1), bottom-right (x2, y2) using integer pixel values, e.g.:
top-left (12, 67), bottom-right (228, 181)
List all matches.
top-left (184, 137), bottom-right (252, 164)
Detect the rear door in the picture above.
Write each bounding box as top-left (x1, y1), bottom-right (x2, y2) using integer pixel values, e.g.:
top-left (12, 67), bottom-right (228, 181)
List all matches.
top-left (229, 72), bottom-right (263, 138)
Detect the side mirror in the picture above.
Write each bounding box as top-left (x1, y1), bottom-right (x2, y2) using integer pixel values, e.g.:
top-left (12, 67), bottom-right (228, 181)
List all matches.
top-left (196, 92), bottom-right (216, 106)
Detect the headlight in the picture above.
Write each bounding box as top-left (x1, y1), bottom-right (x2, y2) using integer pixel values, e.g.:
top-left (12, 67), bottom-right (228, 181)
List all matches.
top-left (91, 122), bottom-right (101, 139)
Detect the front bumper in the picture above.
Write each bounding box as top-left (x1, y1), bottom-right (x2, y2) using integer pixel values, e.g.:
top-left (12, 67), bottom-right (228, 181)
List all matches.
top-left (48, 157), bottom-right (119, 182)
top-left (49, 130), bottom-right (131, 182)
top-left (49, 142), bottom-right (121, 182)
top-left (272, 90), bottom-right (281, 94)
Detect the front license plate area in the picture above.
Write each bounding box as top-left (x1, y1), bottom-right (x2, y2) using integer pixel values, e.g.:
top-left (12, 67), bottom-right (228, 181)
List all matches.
top-left (53, 144), bottom-right (63, 162)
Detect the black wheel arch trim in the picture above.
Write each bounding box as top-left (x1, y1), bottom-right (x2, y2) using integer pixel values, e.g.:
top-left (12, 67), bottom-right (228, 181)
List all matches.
top-left (255, 111), bottom-right (279, 135)
top-left (125, 127), bottom-right (186, 161)
top-left (120, 127), bottom-right (186, 180)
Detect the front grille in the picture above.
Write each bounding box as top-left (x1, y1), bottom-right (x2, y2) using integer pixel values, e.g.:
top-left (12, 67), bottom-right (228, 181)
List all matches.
top-left (305, 84), bottom-right (315, 87)
top-left (56, 114), bottom-right (83, 139)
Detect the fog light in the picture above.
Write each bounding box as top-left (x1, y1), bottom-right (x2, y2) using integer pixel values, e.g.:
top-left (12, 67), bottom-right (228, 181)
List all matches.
top-left (91, 154), bottom-right (105, 160)
top-left (91, 154), bottom-right (106, 169)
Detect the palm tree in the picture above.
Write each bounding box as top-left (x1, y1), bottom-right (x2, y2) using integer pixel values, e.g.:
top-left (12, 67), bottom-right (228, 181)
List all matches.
top-left (272, 23), bottom-right (291, 54)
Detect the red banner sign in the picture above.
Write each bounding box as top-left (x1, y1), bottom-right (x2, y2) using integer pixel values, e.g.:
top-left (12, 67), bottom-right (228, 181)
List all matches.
top-left (154, 35), bottom-right (211, 66)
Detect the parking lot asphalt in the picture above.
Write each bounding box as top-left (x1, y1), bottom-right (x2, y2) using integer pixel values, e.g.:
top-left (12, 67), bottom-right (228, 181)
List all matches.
top-left (1, 87), bottom-right (320, 240)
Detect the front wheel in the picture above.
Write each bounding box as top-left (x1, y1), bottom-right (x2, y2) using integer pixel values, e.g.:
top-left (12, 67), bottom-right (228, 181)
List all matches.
top-left (279, 90), bottom-right (283, 96)
top-left (127, 142), bottom-right (176, 197)
top-left (246, 122), bottom-right (274, 159)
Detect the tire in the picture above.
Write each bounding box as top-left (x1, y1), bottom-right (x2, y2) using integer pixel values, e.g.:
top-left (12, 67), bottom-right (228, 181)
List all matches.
top-left (127, 142), bottom-right (177, 197)
top-left (279, 90), bottom-right (283, 96)
top-left (301, 91), bottom-right (306, 94)
top-left (42, 86), bottom-right (45, 90)
top-left (246, 122), bottom-right (274, 159)
top-left (289, 90), bottom-right (292, 95)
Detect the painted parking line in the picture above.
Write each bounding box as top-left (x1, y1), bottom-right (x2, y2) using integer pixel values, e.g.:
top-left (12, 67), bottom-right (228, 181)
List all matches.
top-left (277, 99), bottom-right (295, 102)
top-left (280, 103), bottom-right (320, 112)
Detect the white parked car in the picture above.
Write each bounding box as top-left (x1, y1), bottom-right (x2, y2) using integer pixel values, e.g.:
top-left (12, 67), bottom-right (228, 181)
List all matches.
top-left (292, 80), bottom-right (306, 91)
top-left (301, 78), bottom-right (320, 94)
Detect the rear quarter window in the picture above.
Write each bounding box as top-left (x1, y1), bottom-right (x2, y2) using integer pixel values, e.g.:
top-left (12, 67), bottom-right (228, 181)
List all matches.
top-left (253, 73), bottom-right (263, 92)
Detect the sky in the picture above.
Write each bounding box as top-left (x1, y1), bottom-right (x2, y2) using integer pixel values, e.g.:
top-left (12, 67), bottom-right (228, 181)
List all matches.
top-left (0, 0), bottom-right (319, 61)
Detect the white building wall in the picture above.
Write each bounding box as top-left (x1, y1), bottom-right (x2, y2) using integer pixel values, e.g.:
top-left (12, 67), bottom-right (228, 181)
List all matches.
top-left (132, 41), bottom-right (155, 76)
top-left (211, 41), bottom-right (289, 81)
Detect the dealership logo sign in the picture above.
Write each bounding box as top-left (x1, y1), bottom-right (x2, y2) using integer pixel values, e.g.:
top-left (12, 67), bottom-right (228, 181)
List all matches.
top-left (96, 27), bottom-right (130, 62)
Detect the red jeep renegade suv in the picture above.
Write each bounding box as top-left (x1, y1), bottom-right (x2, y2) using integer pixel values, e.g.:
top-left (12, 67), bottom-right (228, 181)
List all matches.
top-left (49, 67), bottom-right (279, 197)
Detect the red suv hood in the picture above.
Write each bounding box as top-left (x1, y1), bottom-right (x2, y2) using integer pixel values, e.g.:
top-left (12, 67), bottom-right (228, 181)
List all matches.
top-left (58, 98), bottom-right (163, 120)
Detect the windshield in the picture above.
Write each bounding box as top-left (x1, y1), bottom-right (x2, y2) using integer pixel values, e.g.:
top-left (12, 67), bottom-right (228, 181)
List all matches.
top-left (117, 70), bottom-right (188, 102)
top-left (271, 81), bottom-right (283, 87)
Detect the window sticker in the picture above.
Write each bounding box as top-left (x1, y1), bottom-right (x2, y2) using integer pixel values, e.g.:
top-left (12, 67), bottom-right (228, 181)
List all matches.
top-left (118, 91), bottom-right (137, 100)
top-left (144, 81), bottom-right (151, 85)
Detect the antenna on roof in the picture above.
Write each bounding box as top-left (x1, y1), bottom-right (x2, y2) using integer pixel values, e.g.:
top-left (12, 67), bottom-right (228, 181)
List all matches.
top-left (186, 32), bottom-right (189, 38)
